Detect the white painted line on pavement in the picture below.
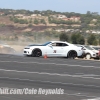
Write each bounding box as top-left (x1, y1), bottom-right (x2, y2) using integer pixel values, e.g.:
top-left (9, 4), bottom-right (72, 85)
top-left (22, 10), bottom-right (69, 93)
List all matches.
top-left (65, 93), bottom-right (97, 98)
top-left (83, 98), bottom-right (100, 100)
top-left (0, 77), bottom-right (100, 89)
top-left (0, 68), bottom-right (100, 80)
top-left (0, 60), bottom-right (99, 69)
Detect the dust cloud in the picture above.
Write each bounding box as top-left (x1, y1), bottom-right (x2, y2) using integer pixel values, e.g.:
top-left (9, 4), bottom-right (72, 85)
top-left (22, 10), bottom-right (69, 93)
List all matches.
top-left (0, 36), bottom-right (59, 56)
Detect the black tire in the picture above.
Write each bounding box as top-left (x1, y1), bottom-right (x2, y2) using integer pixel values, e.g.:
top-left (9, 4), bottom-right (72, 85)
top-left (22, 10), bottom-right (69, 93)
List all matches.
top-left (32, 49), bottom-right (42, 57)
top-left (67, 51), bottom-right (77, 59)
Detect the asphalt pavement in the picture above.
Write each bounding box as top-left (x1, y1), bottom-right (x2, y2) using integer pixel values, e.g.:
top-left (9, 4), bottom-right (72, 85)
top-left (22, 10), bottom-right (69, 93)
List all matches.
top-left (0, 54), bottom-right (100, 100)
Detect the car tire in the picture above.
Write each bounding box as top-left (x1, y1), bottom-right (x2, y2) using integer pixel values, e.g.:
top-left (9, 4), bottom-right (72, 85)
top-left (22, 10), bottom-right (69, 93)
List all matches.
top-left (85, 54), bottom-right (91, 59)
top-left (32, 49), bottom-right (42, 57)
top-left (67, 51), bottom-right (77, 59)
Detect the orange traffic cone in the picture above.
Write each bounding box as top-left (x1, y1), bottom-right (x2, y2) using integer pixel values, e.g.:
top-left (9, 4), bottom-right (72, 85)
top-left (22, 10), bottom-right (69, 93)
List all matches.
top-left (44, 53), bottom-right (47, 59)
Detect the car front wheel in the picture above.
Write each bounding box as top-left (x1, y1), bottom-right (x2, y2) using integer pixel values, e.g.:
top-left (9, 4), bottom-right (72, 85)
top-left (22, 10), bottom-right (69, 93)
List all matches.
top-left (32, 49), bottom-right (42, 57)
top-left (85, 54), bottom-right (91, 59)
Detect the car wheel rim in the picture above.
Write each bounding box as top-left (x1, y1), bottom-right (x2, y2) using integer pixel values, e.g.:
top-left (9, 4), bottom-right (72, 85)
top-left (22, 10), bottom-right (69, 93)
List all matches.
top-left (68, 52), bottom-right (77, 59)
top-left (36, 52), bottom-right (40, 57)
top-left (33, 50), bottom-right (41, 57)
top-left (86, 54), bottom-right (91, 59)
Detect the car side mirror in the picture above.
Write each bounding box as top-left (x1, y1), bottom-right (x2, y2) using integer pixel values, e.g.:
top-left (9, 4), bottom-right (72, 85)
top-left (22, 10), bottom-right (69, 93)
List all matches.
top-left (48, 44), bottom-right (52, 47)
top-left (82, 47), bottom-right (86, 50)
top-left (83, 48), bottom-right (86, 50)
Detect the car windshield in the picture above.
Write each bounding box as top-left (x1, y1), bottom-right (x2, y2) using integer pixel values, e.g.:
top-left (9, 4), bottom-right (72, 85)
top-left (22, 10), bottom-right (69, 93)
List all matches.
top-left (84, 45), bottom-right (94, 50)
top-left (42, 42), bottom-right (51, 46)
top-left (93, 47), bottom-right (100, 50)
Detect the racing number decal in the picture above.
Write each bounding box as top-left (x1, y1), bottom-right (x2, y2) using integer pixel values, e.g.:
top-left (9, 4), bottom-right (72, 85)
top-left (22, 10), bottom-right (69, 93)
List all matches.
top-left (53, 50), bottom-right (56, 53)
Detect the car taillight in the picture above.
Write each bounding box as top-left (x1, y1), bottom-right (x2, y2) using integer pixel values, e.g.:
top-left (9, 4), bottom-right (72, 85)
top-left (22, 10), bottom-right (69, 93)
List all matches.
top-left (98, 50), bottom-right (100, 56)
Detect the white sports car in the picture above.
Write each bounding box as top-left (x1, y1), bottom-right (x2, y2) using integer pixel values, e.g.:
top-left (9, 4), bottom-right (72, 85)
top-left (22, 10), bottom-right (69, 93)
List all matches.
top-left (23, 41), bottom-right (83, 58)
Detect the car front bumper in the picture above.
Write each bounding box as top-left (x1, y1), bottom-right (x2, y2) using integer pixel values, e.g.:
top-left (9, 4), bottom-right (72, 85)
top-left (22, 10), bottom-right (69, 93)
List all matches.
top-left (23, 49), bottom-right (32, 55)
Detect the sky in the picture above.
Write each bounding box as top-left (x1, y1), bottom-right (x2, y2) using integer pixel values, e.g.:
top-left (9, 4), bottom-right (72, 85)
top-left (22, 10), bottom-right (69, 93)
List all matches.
top-left (0, 0), bottom-right (99, 14)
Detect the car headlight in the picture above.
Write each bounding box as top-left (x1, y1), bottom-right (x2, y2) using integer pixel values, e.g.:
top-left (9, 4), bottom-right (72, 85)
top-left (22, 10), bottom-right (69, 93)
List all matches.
top-left (93, 54), bottom-right (96, 56)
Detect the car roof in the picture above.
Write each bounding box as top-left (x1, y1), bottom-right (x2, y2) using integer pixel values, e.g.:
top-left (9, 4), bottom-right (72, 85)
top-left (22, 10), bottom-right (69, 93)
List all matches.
top-left (51, 41), bottom-right (70, 44)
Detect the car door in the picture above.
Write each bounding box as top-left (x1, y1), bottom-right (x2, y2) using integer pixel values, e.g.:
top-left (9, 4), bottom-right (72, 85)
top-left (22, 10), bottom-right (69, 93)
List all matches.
top-left (55, 43), bottom-right (69, 56)
top-left (43, 43), bottom-right (54, 56)
top-left (45, 42), bottom-right (68, 56)
top-left (52, 43), bottom-right (63, 55)
top-left (45, 42), bottom-right (62, 56)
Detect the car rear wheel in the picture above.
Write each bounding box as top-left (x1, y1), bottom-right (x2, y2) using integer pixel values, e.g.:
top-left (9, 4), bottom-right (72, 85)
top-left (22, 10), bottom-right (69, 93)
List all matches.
top-left (67, 51), bottom-right (77, 59)
top-left (32, 49), bottom-right (42, 57)
top-left (85, 54), bottom-right (91, 59)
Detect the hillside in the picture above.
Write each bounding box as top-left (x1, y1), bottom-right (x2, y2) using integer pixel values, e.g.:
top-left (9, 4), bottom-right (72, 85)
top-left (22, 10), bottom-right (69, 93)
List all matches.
top-left (0, 9), bottom-right (100, 44)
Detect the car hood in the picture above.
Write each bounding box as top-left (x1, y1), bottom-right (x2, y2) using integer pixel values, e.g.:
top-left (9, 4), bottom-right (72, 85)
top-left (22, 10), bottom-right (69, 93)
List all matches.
top-left (28, 44), bottom-right (43, 46)
top-left (84, 49), bottom-right (97, 54)
top-left (25, 44), bottom-right (43, 48)
top-left (92, 50), bottom-right (99, 53)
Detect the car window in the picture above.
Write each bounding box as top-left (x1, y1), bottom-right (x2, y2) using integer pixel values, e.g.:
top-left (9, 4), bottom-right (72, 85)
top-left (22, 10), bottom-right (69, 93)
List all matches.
top-left (52, 43), bottom-right (68, 47)
top-left (56, 43), bottom-right (62, 46)
top-left (93, 47), bottom-right (100, 50)
top-left (52, 43), bottom-right (56, 46)
top-left (84, 45), bottom-right (94, 50)
top-left (62, 43), bottom-right (68, 46)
